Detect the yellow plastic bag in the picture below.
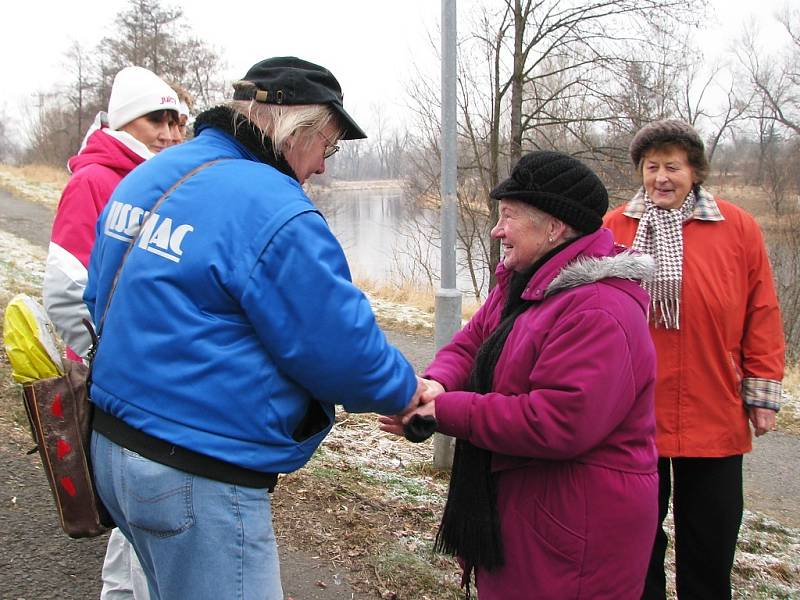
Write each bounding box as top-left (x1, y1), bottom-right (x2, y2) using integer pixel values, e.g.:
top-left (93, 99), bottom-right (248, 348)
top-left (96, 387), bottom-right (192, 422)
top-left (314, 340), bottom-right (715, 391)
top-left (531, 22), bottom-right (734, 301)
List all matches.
top-left (3, 294), bottom-right (64, 383)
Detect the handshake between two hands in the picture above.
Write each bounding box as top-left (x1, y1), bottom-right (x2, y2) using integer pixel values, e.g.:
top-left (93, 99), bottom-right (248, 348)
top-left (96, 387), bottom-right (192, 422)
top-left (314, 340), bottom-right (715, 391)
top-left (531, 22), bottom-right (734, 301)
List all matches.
top-left (378, 376), bottom-right (444, 443)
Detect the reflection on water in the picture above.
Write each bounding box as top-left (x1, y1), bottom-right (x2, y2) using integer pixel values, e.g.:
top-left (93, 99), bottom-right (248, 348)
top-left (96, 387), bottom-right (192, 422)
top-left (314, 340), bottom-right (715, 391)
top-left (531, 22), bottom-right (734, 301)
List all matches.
top-left (312, 188), bottom-right (489, 297)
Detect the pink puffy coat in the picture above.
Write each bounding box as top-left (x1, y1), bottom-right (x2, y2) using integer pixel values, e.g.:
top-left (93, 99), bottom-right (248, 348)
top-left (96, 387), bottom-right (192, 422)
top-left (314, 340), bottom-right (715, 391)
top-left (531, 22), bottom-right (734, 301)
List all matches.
top-left (426, 228), bottom-right (658, 599)
top-left (43, 128), bottom-right (144, 359)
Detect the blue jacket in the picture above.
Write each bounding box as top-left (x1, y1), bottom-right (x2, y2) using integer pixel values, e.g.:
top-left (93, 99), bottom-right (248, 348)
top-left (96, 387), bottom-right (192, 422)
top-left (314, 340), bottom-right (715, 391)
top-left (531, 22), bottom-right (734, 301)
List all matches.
top-left (85, 124), bottom-right (416, 474)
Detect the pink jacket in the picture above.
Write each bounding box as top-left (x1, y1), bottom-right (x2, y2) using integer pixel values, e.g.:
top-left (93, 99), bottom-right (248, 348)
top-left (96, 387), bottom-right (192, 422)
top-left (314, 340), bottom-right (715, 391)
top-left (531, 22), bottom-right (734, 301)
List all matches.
top-left (43, 129), bottom-right (145, 359)
top-left (426, 228), bottom-right (658, 599)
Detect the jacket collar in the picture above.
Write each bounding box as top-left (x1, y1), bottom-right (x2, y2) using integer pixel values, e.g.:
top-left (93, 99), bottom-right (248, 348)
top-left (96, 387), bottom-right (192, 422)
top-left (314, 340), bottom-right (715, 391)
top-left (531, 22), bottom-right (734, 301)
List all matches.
top-left (546, 250), bottom-right (654, 297)
top-left (193, 106), bottom-right (298, 181)
top-left (103, 129), bottom-right (153, 161)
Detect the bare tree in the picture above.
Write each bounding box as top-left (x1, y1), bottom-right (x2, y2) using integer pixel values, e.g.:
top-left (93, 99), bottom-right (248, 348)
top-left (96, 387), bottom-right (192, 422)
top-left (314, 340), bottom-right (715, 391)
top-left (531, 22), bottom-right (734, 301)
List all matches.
top-left (63, 42), bottom-right (101, 149)
top-left (22, 95), bottom-right (75, 166)
top-left (728, 5), bottom-right (800, 359)
top-left (736, 8), bottom-right (800, 137)
top-left (370, 103), bottom-right (393, 178)
top-left (406, 0), bottom-right (707, 290)
top-left (98, 0), bottom-right (183, 76)
top-left (166, 36), bottom-right (228, 108)
top-left (22, 0), bottom-right (226, 165)
top-left (0, 106), bottom-right (20, 163)
top-left (331, 140), bottom-right (365, 180)
top-left (97, 0), bottom-right (225, 109)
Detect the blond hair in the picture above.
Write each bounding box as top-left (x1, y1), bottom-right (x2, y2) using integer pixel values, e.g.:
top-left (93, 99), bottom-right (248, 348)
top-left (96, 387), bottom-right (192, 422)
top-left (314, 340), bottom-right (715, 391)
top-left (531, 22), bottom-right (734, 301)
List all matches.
top-left (169, 82), bottom-right (195, 112)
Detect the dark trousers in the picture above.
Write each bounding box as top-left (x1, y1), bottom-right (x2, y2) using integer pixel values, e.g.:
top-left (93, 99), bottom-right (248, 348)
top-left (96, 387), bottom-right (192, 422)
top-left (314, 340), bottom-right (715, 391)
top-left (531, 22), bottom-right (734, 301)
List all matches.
top-left (641, 455), bottom-right (744, 600)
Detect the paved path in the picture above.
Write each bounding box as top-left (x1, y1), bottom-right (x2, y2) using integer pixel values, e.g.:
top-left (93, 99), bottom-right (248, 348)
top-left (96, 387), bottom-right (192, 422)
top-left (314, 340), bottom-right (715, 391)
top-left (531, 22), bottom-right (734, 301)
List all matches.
top-left (0, 188), bottom-right (53, 247)
top-left (0, 435), bottom-right (356, 600)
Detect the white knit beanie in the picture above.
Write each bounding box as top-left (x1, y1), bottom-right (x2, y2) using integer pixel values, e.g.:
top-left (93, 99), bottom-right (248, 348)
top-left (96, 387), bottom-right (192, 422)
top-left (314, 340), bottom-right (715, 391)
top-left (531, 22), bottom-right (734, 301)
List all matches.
top-left (107, 66), bottom-right (179, 130)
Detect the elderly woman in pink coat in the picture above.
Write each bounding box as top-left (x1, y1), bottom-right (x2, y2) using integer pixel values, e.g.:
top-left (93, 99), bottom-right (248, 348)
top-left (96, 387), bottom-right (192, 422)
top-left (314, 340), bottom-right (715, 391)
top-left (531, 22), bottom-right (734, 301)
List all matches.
top-left (382, 151), bottom-right (659, 599)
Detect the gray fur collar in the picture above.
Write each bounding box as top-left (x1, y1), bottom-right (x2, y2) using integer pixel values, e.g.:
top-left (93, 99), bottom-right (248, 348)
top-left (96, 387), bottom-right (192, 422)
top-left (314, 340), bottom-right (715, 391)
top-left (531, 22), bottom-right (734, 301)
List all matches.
top-left (545, 251), bottom-right (655, 297)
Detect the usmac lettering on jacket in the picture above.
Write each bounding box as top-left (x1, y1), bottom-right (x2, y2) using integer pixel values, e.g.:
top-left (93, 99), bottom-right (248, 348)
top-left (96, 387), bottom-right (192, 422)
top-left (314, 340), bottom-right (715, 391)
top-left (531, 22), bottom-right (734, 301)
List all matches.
top-left (104, 201), bottom-right (193, 263)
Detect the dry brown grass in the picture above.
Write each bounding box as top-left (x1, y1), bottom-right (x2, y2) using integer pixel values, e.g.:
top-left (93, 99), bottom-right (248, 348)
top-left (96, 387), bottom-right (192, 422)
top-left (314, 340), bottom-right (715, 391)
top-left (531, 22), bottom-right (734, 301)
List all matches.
top-left (0, 163), bottom-right (67, 207)
top-left (354, 276), bottom-right (480, 323)
top-left (710, 180), bottom-right (773, 217)
top-left (1, 164), bottom-right (69, 188)
top-left (356, 276), bottom-right (436, 314)
top-left (778, 365), bottom-right (800, 435)
top-left (2, 165), bottom-right (69, 186)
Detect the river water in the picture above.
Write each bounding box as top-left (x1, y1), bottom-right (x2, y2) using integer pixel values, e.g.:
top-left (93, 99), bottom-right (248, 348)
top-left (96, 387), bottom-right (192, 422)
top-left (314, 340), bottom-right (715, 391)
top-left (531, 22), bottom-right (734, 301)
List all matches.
top-left (315, 187), bottom-right (491, 298)
top-left (1, 182), bottom-right (492, 298)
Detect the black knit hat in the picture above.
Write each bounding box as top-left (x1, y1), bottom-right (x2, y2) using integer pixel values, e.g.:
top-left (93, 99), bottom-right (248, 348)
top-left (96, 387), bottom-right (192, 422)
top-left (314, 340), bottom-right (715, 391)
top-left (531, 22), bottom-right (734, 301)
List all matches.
top-left (490, 151), bottom-right (608, 234)
top-left (629, 119), bottom-right (705, 167)
top-left (232, 56), bottom-right (367, 140)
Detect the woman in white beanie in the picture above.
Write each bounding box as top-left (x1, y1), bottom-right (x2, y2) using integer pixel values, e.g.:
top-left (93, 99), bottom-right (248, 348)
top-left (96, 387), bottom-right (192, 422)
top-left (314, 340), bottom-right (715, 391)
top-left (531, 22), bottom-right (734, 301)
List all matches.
top-left (45, 65), bottom-right (179, 359)
top-left (42, 65), bottom-right (179, 600)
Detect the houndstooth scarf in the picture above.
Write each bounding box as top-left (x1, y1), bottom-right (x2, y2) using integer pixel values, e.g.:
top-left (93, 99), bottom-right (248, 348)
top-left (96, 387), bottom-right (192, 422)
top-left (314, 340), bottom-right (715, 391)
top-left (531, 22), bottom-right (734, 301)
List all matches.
top-left (631, 189), bottom-right (697, 329)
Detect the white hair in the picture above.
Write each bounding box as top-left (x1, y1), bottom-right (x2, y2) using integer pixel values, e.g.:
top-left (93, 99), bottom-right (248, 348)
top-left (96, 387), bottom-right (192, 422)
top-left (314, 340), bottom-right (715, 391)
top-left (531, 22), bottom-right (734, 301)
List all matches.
top-left (228, 99), bottom-right (344, 156)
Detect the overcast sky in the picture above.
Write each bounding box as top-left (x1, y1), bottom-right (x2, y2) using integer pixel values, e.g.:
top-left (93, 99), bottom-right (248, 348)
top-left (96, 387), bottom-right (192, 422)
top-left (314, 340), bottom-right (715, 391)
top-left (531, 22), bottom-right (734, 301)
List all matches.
top-left (0, 0), bottom-right (793, 139)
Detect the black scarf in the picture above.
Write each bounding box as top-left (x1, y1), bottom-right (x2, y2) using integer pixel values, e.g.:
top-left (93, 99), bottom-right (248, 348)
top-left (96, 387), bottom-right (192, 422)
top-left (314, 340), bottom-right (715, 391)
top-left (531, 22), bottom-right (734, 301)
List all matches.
top-left (435, 239), bottom-right (577, 595)
top-left (192, 106), bottom-right (298, 181)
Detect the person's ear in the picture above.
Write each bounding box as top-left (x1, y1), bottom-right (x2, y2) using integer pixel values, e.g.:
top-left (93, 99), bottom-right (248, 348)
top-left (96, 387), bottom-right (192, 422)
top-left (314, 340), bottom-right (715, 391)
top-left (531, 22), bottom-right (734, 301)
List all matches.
top-left (550, 219), bottom-right (567, 242)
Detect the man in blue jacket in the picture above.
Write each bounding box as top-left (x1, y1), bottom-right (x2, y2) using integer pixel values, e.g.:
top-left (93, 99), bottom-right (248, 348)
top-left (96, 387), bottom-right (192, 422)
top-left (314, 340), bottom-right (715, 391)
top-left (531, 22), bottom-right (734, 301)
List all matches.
top-left (86, 56), bottom-right (422, 600)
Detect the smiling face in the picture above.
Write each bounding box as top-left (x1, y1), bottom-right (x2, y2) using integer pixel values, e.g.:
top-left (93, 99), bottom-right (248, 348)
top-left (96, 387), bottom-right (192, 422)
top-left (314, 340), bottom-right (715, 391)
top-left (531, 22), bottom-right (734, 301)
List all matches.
top-left (641, 145), bottom-right (697, 209)
top-left (491, 200), bottom-right (555, 272)
top-left (284, 124), bottom-right (339, 184)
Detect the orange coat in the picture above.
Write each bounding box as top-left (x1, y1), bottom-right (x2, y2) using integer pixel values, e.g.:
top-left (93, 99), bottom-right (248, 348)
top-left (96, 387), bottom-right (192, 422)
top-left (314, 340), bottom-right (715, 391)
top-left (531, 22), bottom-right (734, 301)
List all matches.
top-left (604, 197), bottom-right (784, 457)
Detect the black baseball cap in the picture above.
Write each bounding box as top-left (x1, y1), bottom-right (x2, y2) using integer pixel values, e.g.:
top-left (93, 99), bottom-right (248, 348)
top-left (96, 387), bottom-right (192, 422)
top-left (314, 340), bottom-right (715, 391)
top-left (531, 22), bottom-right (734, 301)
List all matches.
top-left (232, 56), bottom-right (367, 140)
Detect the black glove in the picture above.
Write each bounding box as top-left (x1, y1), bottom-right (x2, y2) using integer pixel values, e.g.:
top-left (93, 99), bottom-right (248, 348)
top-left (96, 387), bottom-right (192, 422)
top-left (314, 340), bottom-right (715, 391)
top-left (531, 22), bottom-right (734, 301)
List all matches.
top-left (403, 414), bottom-right (438, 443)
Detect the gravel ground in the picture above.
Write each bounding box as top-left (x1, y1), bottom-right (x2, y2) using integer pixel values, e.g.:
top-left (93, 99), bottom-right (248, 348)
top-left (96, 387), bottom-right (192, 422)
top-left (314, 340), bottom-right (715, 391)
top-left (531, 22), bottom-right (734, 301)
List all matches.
top-left (0, 434), bottom-right (107, 599)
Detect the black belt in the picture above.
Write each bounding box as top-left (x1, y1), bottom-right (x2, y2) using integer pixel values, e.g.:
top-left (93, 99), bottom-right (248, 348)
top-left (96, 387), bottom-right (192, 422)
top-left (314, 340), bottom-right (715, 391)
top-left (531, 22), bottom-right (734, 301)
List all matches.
top-left (92, 407), bottom-right (278, 491)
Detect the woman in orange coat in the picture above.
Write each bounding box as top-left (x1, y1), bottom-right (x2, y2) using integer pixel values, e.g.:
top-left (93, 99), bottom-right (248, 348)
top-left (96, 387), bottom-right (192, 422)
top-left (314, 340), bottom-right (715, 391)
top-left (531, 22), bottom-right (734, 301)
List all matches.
top-left (603, 119), bottom-right (784, 600)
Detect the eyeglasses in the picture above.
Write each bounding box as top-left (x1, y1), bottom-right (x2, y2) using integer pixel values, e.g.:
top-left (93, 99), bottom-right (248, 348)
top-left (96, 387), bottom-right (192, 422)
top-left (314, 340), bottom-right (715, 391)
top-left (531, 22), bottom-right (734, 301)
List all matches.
top-left (317, 130), bottom-right (340, 159)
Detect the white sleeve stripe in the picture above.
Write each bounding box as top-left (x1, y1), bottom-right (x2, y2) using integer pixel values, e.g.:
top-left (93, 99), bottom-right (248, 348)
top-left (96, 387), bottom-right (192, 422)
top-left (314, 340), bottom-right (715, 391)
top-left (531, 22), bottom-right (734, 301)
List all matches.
top-left (47, 242), bottom-right (88, 286)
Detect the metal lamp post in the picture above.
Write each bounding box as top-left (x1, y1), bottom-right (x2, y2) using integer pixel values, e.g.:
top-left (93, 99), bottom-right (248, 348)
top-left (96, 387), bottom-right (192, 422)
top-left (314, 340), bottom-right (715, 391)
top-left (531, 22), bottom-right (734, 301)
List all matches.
top-left (433, 0), bottom-right (461, 469)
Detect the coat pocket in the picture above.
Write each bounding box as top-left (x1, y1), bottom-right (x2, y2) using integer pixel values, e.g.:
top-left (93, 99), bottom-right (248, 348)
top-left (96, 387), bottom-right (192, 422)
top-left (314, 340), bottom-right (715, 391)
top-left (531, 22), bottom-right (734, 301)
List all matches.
top-left (527, 498), bottom-right (587, 564)
top-left (292, 397), bottom-right (333, 442)
top-left (507, 499), bottom-right (586, 599)
top-left (728, 352), bottom-right (743, 396)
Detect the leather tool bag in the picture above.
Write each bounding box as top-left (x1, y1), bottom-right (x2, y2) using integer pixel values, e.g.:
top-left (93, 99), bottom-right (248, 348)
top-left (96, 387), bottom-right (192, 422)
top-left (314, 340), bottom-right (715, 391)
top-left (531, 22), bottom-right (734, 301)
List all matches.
top-left (21, 357), bottom-right (112, 538)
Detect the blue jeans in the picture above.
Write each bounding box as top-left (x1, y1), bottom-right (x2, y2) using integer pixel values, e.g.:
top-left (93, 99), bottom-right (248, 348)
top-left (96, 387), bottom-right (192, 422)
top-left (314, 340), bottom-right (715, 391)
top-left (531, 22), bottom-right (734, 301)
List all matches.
top-left (91, 431), bottom-right (283, 600)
